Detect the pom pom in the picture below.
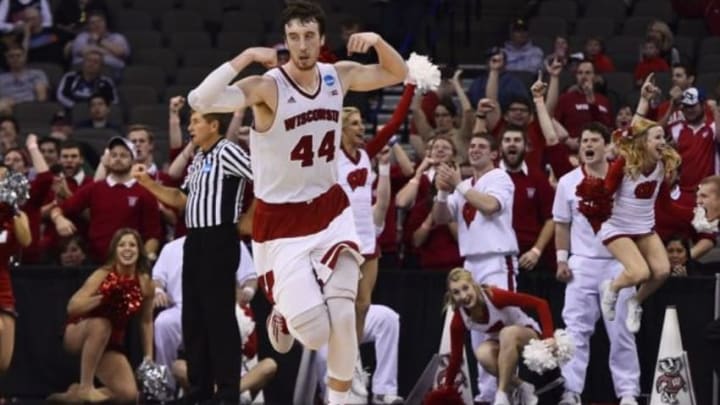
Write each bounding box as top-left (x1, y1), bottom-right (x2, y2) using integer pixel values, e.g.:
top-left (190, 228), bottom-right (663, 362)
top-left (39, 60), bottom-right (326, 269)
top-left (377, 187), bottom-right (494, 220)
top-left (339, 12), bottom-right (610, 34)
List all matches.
top-left (136, 358), bottom-right (174, 402)
top-left (237, 304), bottom-right (256, 348)
top-left (553, 329), bottom-right (575, 365)
top-left (575, 176), bottom-right (613, 233)
top-left (423, 385), bottom-right (464, 405)
top-left (405, 53), bottom-right (441, 92)
top-left (0, 171), bottom-right (29, 210)
top-left (95, 272), bottom-right (143, 321)
top-left (692, 206), bottom-right (719, 233)
top-left (523, 338), bottom-right (557, 374)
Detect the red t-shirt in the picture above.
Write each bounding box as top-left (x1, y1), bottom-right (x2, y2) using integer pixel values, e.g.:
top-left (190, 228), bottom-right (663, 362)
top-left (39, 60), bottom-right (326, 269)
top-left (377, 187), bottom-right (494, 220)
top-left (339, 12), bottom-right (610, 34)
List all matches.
top-left (507, 168), bottom-right (555, 257)
top-left (555, 90), bottom-right (613, 139)
top-left (21, 171), bottom-right (54, 263)
top-left (0, 221), bottom-right (18, 311)
top-left (590, 54), bottom-right (615, 74)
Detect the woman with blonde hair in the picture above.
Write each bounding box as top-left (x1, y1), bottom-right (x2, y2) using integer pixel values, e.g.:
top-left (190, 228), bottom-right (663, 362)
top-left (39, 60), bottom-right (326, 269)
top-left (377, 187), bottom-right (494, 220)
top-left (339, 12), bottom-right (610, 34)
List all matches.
top-left (578, 75), bottom-right (686, 334)
top-left (646, 20), bottom-right (680, 65)
top-left (49, 228), bottom-right (155, 403)
top-left (424, 267), bottom-right (556, 405)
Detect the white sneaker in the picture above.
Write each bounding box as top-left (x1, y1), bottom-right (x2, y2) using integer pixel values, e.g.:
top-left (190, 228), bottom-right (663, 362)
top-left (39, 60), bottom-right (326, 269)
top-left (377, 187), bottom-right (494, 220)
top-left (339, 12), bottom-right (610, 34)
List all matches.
top-left (371, 394), bottom-right (404, 404)
top-left (492, 391), bottom-right (511, 405)
top-left (620, 396), bottom-right (638, 405)
top-left (558, 391), bottom-right (581, 405)
top-left (514, 382), bottom-right (537, 405)
top-left (346, 389), bottom-right (368, 405)
top-left (600, 280), bottom-right (618, 321)
top-left (266, 306), bottom-right (294, 354)
top-left (625, 297), bottom-right (643, 333)
top-left (350, 357), bottom-right (369, 397)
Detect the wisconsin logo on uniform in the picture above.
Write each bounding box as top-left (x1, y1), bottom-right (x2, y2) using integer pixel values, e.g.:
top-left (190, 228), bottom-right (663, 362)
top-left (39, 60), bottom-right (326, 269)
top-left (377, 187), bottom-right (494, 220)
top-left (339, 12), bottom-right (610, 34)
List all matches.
top-left (128, 196), bottom-right (138, 207)
top-left (462, 202), bottom-right (476, 227)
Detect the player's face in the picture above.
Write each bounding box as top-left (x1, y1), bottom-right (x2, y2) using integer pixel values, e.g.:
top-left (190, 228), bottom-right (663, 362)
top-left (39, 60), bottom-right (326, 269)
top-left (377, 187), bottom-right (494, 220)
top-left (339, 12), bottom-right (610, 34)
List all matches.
top-left (500, 130), bottom-right (526, 168)
top-left (60, 240), bottom-right (86, 267)
top-left (343, 112), bottom-right (365, 146)
top-left (681, 102), bottom-right (703, 124)
top-left (697, 183), bottom-right (720, 221)
top-left (39, 142), bottom-right (59, 166)
top-left (467, 137), bottom-right (495, 168)
top-left (433, 106), bottom-right (454, 132)
top-left (644, 126), bottom-right (666, 162)
top-left (115, 233), bottom-right (139, 267)
top-left (666, 240), bottom-right (688, 267)
top-left (285, 19), bottom-right (324, 71)
top-left (3, 151), bottom-right (25, 173)
top-left (672, 67), bottom-right (692, 89)
top-left (579, 130), bottom-right (606, 165)
top-left (449, 279), bottom-right (477, 309)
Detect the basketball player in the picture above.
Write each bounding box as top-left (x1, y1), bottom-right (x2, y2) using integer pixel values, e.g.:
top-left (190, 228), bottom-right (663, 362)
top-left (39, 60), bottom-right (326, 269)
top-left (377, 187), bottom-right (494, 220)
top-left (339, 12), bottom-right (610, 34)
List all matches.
top-left (431, 133), bottom-right (518, 403)
top-left (553, 123), bottom-right (640, 405)
top-left (187, 2), bottom-right (407, 403)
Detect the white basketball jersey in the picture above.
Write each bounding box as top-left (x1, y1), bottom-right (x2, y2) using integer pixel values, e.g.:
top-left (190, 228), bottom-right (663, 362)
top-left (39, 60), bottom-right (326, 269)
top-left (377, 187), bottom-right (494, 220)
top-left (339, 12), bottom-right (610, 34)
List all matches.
top-left (458, 289), bottom-right (539, 339)
top-left (250, 63), bottom-right (344, 203)
top-left (337, 148), bottom-right (376, 254)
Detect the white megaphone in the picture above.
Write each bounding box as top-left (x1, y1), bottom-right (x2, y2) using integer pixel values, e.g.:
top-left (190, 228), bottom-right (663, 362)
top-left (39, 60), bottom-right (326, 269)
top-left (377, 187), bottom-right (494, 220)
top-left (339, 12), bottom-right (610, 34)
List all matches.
top-left (650, 306), bottom-right (696, 405)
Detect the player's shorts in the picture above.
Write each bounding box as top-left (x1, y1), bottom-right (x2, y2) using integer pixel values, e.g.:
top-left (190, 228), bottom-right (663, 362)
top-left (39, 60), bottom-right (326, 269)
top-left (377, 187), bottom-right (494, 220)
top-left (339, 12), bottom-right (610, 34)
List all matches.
top-left (598, 216), bottom-right (654, 245)
top-left (252, 185), bottom-right (364, 321)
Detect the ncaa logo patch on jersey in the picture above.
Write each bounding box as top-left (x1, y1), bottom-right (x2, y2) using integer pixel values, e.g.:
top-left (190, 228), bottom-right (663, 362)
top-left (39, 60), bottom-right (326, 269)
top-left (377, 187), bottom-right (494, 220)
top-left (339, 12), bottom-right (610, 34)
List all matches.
top-left (323, 74), bottom-right (335, 86)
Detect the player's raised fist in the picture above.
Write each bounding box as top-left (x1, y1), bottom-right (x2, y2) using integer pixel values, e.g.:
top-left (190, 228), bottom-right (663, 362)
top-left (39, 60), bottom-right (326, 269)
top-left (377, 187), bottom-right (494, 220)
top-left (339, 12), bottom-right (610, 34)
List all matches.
top-left (131, 163), bottom-right (151, 185)
top-left (236, 47), bottom-right (277, 69)
top-left (347, 32), bottom-right (380, 55)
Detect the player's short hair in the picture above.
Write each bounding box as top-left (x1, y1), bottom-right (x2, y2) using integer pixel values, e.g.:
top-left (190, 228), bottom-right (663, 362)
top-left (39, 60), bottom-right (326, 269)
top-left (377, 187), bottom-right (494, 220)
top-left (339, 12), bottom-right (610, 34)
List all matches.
top-left (197, 112), bottom-right (230, 135)
top-left (581, 122), bottom-right (611, 144)
top-left (38, 136), bottom-right (60, 151)
top-left (60, 140), bottom-right (83, 155)
top-left (281, 0), bottom-right (326, 36)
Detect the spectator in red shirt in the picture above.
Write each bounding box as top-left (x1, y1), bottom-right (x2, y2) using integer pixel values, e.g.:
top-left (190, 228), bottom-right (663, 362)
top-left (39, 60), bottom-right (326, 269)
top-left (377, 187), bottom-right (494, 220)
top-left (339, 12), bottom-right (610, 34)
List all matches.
top-left (584, 37), bottom-right (615, 74)
top-left (634, 37), bottom-right (670, 87)
top-left (49, 136), bottom-right (162, 263)
top-left (499, 124), bottom-right (555, 273)
top-left (651, 64), bottom-right (714, 127)
top-left (555, 60), bottom-right (613, 143)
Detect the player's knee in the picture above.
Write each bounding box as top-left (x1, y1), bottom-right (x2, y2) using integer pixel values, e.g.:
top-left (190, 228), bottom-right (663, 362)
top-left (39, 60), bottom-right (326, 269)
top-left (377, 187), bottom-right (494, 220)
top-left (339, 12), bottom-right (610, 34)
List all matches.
top-left (258, 358), bottom-right (278, 380)
top-left (498, 325), bottom-right (524, 348)
top-left (327, 297), bottom-right (355, 328)
top-left (355, 296), bottom-right (371, 318)
top-left (474, 343), bottom-right (497, 366)
top-left (113, 381), bottom-right (138, 403)
top-left (627, 263), bottom-right (651, 284)
top-left (288, 305), bottom-right (330, 350)
top-left (86, 317), bottom-right (112, 338)
top-left (652, 261), bottom-right (671, 281)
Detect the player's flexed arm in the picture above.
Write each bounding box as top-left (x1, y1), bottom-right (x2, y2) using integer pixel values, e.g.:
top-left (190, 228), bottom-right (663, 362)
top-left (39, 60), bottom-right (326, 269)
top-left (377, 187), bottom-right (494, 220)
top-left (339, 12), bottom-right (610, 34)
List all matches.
top-left (187, 48), bottom-right (278, 122)
top-left (335, 32), bottom-right (408, 94)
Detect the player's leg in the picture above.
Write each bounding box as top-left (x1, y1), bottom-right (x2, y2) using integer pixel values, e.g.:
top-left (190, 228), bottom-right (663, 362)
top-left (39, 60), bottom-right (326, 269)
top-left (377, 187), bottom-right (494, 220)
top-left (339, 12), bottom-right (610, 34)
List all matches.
top-left (603, 237), bottom-right (649, 321)
top-left (363, 305), bottom-right (402, 401)
top-left (605, 277), bottom-right (641, 401)
top-left (240, 358), bottom-right (277, 395)
top-left (323, 252), bottom-right (361, 404)
top-left (0, 313), bottom-right (15, 372)
top-left (496, 326), bottom-right (538, 403)
top-left (356, 257), bottom-right (378, 340)
top-left (95, 350), bottom-right (139, 403)
top-left (153, 306), bottom-right (182, 389)
top-left (560, 261), bottom-right (602, 398)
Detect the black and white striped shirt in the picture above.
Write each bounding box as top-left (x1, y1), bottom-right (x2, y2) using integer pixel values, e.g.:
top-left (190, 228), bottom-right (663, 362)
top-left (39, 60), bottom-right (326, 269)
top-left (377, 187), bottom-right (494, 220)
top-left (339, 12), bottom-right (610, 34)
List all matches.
top-left (181, 138), bottom-right (252, 228)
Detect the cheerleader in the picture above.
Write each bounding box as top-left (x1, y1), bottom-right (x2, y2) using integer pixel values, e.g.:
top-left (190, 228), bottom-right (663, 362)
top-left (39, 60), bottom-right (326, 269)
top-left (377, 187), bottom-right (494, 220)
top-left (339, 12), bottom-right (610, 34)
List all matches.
top-left (49, 228), bottom-right (154, 403)
top-left (425, 268), bottom-right (556, 405)
top-left (0, 166), bottom-right (31, 373)
top-left (579, 75), bottom-right (684, 334)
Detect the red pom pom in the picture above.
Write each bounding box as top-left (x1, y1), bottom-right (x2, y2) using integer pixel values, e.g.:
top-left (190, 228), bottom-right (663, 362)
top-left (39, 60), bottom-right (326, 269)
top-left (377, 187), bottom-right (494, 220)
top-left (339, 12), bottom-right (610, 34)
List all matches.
top-left (423, 386), bottom-right (464, 405)
top-left (95, 272), bottom-right (143, 321)
top-left (575, 176), bottom-right (613, 233)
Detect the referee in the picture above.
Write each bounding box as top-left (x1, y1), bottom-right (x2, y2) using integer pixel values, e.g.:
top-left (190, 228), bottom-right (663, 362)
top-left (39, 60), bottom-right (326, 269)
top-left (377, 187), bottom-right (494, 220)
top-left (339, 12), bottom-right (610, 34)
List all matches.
top-left (132, 110), bottom-right (252, 404)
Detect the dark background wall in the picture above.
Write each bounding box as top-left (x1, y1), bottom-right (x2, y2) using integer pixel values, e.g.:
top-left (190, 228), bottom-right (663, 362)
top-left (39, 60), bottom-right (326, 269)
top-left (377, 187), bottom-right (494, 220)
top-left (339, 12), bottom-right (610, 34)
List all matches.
top-left (0, 268), bottom-right (716, 404)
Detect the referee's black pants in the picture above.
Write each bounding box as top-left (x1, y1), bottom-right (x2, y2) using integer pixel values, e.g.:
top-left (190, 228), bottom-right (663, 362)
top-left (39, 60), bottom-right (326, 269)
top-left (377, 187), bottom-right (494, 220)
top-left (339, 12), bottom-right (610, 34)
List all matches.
top-left (182, 223), bottom-right (240, 402)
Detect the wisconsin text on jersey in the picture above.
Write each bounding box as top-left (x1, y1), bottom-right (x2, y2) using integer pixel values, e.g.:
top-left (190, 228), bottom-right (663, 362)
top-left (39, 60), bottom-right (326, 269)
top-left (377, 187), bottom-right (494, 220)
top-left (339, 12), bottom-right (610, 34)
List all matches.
top-left (284, 108), bottom-right (340, 130)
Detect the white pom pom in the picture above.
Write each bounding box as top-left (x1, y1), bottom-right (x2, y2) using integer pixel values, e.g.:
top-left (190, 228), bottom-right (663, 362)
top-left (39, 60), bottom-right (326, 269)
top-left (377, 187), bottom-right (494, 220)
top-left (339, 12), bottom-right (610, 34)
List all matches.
top-left (692, 206), bottom-right (719, 233)
top-left (553, 329), bottom-right (575, 365)
top-left (523, 338), bottom-right (557, 374)
top-left (236, 305), bottom-right (255, 347)
top-left (405, 52), bottom-right (441, 92)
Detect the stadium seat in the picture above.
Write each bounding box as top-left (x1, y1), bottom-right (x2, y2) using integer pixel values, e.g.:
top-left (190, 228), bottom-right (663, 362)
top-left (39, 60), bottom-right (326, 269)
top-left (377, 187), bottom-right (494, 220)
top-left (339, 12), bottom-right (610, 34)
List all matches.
top-left (574, 18), bottom-right (616, 38)
top-left (537, 0), bottom-right (578, 22)
top-left (161, 10), bottom-right (205, 33)
top-left (123, 65), bottom-right (168, 94)
top-left (119, 84), bottom-right (159, 106)
top-left (130, 104), bottom-right (172, 130)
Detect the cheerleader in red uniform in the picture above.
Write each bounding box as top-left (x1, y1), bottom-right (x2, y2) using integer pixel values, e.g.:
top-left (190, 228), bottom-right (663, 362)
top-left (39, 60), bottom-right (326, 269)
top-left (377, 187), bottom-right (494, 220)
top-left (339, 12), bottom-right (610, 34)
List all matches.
top-left (425, 268), bottom-right (556, 405)
top-left (0, 165), bottom-right (31, 373)
top-left (48, 228), bottom-right (155, 403)
top-left (578, 76), bottom-right (685, 334)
